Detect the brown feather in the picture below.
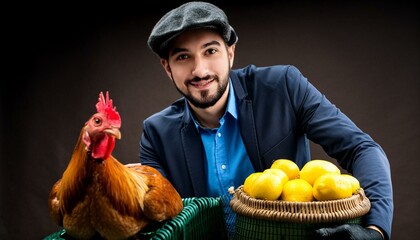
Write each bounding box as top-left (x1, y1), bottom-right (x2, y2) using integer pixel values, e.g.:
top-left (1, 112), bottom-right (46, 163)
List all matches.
top-left (57, 129), bottom-right (91, 216)
top-left (92, 156), bottom-right (148, 217)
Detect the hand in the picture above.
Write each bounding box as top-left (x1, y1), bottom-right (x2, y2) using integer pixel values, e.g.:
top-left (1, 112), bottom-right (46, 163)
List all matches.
top-left (314, 224), bottom-right (383, 240)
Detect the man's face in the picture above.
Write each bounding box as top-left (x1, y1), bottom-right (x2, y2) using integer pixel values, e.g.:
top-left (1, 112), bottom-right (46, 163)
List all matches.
top-left (161, 29), bottom-right (235, 109)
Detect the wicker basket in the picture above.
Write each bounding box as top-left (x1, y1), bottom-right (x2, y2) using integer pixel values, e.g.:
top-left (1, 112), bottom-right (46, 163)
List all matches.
top-left (230, 185), bottom-right (371, 240)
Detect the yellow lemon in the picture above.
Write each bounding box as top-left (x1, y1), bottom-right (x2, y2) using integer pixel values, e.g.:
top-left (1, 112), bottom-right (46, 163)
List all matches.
top-left (280, 179), bottom-right (314, 202)
top-left (313, 173), bottom-right (353, 201)
top-left (341, 174), bottom-right (361, 194)
top-left (300, 159), bottom-right (341, 186)
top-left (243, 172), bottom-right (262, 195)
top-left (270, 159), bottom-right (300, 180)
top-left (264, 168), bottom-right (289, 186)
top-left (246, 171), bottom-right (283, 201)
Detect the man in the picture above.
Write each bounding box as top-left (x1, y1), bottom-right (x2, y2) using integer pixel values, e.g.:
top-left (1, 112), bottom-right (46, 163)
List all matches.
top-left (140, 2), bottom-right (393, 239)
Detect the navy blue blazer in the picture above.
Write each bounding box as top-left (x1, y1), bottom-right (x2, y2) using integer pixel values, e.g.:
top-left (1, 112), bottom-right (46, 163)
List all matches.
top-left (140, 64), bottom-right (393, 239)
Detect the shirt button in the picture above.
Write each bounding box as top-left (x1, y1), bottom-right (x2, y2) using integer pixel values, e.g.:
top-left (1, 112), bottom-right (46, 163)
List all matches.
top-left (221, 164), bottom-right (226, 170)
top-left (217, 133), bottom-right (222, 137)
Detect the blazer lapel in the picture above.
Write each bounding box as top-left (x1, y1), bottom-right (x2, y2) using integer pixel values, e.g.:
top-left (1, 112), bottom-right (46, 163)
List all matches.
top-left (180, 106), bottom-right (207, 197)
top-left (237, 99), bottom-right (264, 172)
top-left (231, 73), bottom-right (264, 172)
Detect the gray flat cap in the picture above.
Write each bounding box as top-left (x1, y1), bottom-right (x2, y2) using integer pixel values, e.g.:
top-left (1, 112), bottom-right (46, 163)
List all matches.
top-left (148, 1), bottom-right (238, 58)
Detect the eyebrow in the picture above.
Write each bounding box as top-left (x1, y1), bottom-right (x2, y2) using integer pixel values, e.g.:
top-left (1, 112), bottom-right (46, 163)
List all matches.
top-left (170, 40), bottom-right (222, 56)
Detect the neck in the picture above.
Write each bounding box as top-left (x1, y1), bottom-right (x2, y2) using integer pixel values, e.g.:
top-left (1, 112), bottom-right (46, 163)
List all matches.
top-left (59, 129), bottom-right (91, 214)
top-left (190, 82), bottom-right (229, 129)
top-left (94, 156), bottom-right (147, 216)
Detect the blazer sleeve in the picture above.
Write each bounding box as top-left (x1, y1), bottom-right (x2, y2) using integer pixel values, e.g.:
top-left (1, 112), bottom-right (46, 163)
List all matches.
top-left (139, 119), bottom-right (167, 177)
top-left (286, 65), bottom-right (393, 239)
top-left (139, 102), bottom-right (208, 198)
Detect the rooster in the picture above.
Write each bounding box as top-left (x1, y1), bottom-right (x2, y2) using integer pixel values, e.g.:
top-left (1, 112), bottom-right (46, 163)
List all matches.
top-left (48, 91), bottom-right (183, 240)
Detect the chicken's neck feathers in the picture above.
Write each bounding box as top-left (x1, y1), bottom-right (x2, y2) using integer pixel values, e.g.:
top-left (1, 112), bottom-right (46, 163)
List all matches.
top-left (59, 130), bottom-right (91, 214)
top-left (95, 156), bottom-right (149, 216)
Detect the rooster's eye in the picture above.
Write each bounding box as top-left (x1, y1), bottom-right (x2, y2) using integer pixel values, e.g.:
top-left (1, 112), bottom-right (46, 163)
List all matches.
top-left (93, 117), bottom-right (102, 125)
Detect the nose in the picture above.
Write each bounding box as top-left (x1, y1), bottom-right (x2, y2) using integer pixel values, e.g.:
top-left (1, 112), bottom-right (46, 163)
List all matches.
top-left (191, 56), bottom-right (209, 78)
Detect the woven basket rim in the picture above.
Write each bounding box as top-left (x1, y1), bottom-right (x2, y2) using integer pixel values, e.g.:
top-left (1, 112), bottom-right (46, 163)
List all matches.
top-left (230, 185), bottom-right (371, 223)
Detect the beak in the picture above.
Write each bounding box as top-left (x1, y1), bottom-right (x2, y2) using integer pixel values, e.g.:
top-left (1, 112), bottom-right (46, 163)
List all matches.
top-left (104, 127), bottom-right (121, 140)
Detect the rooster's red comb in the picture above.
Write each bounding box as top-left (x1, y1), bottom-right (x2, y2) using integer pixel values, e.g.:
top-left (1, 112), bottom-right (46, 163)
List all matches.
top-left (96, 91), bottom-right (121, 127)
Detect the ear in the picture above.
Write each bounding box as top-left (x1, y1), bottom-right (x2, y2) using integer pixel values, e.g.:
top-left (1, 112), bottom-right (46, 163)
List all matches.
top-left (227, 44), bottom-right (236, 68)
top-left (160, 58), bottom-right (173, 80)
top-left (82, 130), bottom-right (92, 151)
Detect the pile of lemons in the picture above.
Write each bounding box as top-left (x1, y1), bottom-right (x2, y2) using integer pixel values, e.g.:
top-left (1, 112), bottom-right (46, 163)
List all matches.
top-left (243, 159), bottom-right (360, 202)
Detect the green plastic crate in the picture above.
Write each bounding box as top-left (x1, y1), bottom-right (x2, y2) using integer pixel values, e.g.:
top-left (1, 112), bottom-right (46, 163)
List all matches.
top-left (44, 197), bottom-right (228, 240)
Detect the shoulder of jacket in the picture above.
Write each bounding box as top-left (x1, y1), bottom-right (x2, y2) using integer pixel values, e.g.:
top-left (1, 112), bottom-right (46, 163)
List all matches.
top-left (144, 98), bottom-right (186, 123)
top-left (231, 64), bottom-right (299, 75)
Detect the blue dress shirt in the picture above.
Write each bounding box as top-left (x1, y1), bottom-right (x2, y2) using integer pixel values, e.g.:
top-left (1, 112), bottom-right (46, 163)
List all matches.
top-left (193, 80), bottom-right (255, 197)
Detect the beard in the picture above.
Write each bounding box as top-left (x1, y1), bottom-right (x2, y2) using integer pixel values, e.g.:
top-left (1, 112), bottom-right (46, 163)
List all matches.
top-left (172, 71), bottom-right (230, 109)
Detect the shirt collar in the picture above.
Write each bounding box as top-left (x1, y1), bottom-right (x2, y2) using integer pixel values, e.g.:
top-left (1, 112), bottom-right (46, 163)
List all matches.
top-left (226, 79), bottom-right (238, 120)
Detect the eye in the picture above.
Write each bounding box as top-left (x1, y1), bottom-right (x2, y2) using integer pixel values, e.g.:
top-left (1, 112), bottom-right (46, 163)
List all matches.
top-left (206, 48), bottom-right (217, 55)
top-left (175, 54), bottom-right (189, 61)
top-left (93, 117), bottom-right (102, 126)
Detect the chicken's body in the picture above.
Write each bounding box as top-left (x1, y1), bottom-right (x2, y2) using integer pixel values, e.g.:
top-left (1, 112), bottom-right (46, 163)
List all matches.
top-left (48, 92), bottom-right (183, 240)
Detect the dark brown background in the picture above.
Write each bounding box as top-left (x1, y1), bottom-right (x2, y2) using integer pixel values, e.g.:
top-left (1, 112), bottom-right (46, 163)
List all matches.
top-left (1, 1), bottom-right (418, 239)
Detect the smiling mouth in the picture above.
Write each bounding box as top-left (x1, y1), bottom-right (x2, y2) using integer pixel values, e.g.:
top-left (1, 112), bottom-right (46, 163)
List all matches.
top-left (189, 79), bottom-right (214, 89)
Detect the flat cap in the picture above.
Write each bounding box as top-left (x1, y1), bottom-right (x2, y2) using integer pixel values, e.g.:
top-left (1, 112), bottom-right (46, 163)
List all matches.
top-left (148, 1), bottom-right (238, 58)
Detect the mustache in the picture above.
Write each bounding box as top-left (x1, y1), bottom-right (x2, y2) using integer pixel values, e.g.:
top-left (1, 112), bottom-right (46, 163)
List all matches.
top-left (187, 75), bottom-right (217, 83)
